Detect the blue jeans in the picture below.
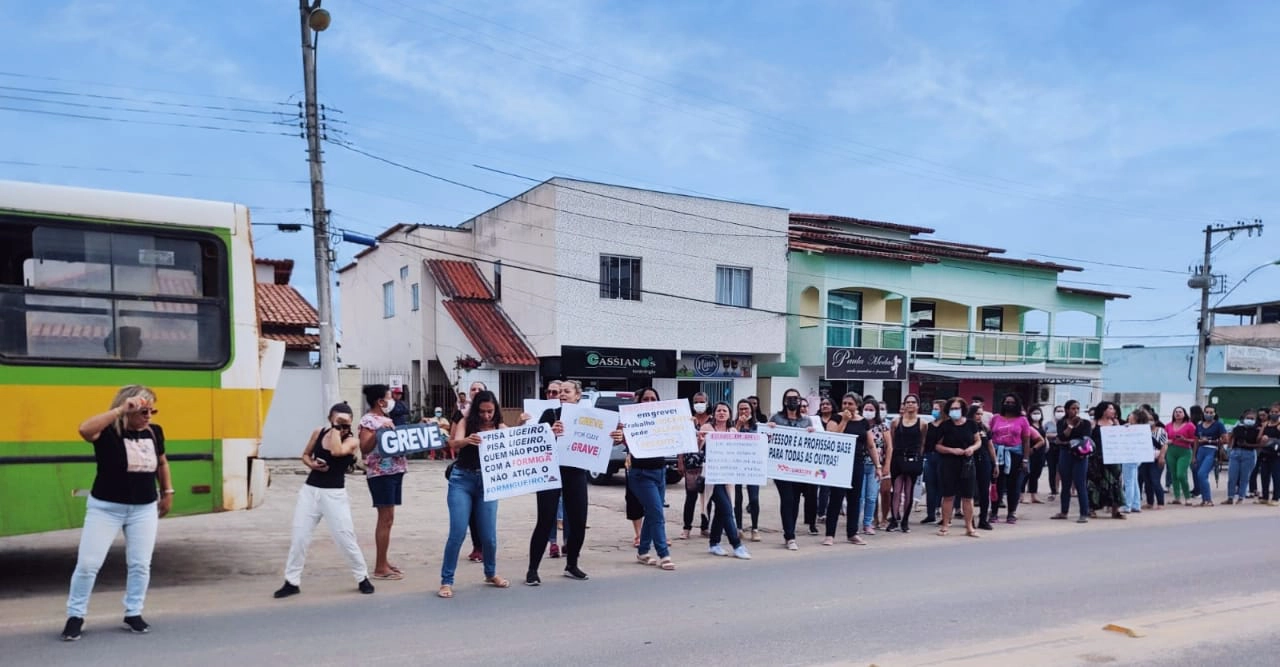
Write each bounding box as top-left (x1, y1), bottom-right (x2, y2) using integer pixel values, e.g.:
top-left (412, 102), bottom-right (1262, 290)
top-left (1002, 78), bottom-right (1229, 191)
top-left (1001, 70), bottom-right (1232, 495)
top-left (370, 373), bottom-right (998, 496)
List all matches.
top-left (441, 468), bottom-right (498, 585)
top-left (631, 467), bottom-right (670, 559)
top-left (1228, 449), bottom-right (1257, 500)
top-left (708, 485), bottom-right (741, 548)
top-left (859, 462), bottom-right (879, 529)
top-left (1122, 462), bottom-right (1141, 511)
top-left (1057, 449), bottom-right (1090, 518)
top-left (922, 452), bottom-right (941, 519)
top-left (1194, 447), bottom-right (1217, 502)
top-left (67, 497), bottom-right (158, 618)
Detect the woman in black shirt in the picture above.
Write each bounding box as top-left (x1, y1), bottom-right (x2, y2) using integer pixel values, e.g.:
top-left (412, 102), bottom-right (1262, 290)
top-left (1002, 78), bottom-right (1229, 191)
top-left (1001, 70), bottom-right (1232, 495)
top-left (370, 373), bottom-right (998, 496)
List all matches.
top-left (933, 397), bottom-right (982, 538)
top-left (439, 391), bottom-right (509, 598)
top-left (526, 380), bottom-right (591, 585)
top-left (63, 385), bottom-right (173, 641)
top-left (273, 403), bottom-right (374, 599)
top-left (1051, 400), bottom-right (1093, 523)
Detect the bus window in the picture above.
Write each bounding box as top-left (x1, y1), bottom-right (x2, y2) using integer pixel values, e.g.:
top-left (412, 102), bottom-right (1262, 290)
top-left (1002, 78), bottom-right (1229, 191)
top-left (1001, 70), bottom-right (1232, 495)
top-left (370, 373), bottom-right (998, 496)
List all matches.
top-left (0, 217), bottom-right (229, 368)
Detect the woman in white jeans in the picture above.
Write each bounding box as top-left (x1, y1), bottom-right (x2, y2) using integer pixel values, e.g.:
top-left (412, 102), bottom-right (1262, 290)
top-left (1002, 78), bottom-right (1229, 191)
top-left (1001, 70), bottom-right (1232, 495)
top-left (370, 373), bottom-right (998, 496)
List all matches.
top-left (273, 403), bottom-right (375, 599)
top-left (63, 385), bottom-right (173, 641)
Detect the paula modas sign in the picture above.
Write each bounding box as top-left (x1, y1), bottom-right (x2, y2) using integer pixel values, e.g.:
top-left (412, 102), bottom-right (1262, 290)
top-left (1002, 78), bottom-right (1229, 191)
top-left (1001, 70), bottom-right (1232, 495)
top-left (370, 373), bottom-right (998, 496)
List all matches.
top-left (376, 422), bottom-right (446, 457)
top-left (824, 347), bottom-right (907, 381)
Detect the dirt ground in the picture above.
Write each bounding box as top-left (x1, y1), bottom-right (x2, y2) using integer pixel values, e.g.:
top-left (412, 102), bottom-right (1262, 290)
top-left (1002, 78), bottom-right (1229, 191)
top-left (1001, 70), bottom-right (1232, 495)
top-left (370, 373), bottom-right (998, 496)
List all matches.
top-left (1, 459), bottom-right (1273, 632)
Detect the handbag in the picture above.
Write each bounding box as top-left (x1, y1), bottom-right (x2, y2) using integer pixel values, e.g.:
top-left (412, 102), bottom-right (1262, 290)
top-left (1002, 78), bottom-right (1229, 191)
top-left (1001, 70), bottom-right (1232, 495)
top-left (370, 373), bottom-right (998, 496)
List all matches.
top-left (1070, 437), bottom-right (1094, 458)
top-left (894, 450), bottom-right (924, 476)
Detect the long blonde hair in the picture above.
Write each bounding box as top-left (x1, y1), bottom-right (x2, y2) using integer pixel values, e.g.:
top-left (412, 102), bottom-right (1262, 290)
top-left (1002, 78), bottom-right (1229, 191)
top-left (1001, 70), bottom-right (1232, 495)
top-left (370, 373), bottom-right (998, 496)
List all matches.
top-left (109, 384), bottom-right (157, 435)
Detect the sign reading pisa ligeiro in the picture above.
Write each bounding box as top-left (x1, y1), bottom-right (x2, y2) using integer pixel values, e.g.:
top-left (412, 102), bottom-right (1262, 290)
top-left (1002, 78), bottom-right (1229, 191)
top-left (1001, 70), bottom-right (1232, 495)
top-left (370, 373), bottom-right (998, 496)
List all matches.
top-left (617, 399), bottom-right (698, 458)
top-left (375, 422), bottom-right (446, 458)
top-left (704, 431), bottom-right (768, 485)
top-left (480, 423), bottom-right (561, 502)
top-left (763, 426), bottom-right (856, 487)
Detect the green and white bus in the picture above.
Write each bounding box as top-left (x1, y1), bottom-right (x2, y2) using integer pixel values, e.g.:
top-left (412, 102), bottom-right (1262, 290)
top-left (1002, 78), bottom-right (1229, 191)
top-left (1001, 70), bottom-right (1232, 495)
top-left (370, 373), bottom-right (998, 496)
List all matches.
top-left (0, 180), bottom-right (285, 537)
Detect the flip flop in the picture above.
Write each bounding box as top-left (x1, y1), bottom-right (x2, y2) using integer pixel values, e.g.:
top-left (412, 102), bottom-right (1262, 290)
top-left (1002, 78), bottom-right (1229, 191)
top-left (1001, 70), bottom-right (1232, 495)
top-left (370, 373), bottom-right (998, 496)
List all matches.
top-left (485, 575), bottom-right (510, 588)
top-left (965, 530), bottom-right (981, 538)
top-left (936, 528), bottom-right (950, 536)
top-left (371, 571), bottom-right (403, 581)
top-left (437, 585), bottom-right (453, 599)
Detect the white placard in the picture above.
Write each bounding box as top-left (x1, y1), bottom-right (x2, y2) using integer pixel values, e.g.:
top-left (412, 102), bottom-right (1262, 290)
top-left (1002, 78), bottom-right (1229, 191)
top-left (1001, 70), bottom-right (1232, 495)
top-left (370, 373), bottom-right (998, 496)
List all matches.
top-left (557, 403), bottom-right (618, 474)
top-left (764, 426), bottom-right (857, 488)
top-left (618, 399), bottom-right (698, 457)
top-left (524, 399), bottom-right (561, 423)
top-left (704, 431), bottom-right (768, 485)
top-left (1100, 424), bottom-right (1154, 464)
top-left (480, 423), bottom-right (561, 501)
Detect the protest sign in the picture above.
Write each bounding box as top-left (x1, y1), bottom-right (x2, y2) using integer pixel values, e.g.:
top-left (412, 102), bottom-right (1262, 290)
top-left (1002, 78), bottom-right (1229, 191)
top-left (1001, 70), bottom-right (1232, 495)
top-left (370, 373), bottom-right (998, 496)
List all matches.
top-left (1100, 424), bottom-right (1154, 465)
top-left (763, 426), bottom-right (856, 487)
top-left (618, 399), bottom-right (698, 457)
top-left (375, 422), bottom-right (446, 458)
top-left (557, 403), bottom-right (618, 474)
top-left (480, 423), bottom-right (561, 501)
top-left (524, 399), bottom-right (561, 422)
top-left (704, 431), bottom-right (768, 485)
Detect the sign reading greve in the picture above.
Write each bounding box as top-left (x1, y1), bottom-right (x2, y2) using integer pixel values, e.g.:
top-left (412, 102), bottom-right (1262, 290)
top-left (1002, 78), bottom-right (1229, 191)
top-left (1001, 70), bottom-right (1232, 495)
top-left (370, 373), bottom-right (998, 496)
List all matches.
top-left (703, 431), bottom-right (768, 485)
top-left (764, 426), bottom-right (856, 487)
top-left (617, 399), bottom-right (698, 458)
top-left (825, 347), bottom-right (907, 381)
top-left (375, 422), bottom-right (446, 457)
top-left (1099, 424), bottom-right (1155, 465)
top-left (556, 403), bottom-right (618, 474)
top-left (480, 423), bottom-right (561, 502)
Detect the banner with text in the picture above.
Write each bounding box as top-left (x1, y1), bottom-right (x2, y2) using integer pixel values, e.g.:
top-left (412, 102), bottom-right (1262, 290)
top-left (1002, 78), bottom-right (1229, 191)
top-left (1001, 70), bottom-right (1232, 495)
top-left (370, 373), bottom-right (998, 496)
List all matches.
top-left (704, 431), bottom-right (768, 485)
top-left (764, 426), bottom-right (856, 487)
top-left (557, 403), bottom-right (619, 474)
top-left (480, 423), bottom-right (561, 502)
top-left (375, 422), bottom-right (446, 458)
top-left (1100, 424), bottom-right (1155, 465)
top-left (617, 399), bottom-right (698, 458)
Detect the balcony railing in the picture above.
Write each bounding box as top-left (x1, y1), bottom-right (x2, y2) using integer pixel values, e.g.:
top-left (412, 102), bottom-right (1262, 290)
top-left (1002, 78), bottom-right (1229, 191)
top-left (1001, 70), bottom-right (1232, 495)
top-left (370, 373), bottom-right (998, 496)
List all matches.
top-left (825, 320), bottom-right (1102, 365)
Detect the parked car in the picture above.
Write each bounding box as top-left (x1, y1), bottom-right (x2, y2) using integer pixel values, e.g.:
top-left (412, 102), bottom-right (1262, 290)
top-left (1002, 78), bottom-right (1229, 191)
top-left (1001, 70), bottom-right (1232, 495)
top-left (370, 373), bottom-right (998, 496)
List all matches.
top-left (582, 391), bottom-right (681, 485)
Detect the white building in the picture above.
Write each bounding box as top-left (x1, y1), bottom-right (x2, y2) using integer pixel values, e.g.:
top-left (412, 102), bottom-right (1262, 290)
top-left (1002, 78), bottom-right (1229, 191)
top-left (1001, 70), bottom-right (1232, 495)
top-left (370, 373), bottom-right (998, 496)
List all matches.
top-left (336, 178), bottom-right (789, 417)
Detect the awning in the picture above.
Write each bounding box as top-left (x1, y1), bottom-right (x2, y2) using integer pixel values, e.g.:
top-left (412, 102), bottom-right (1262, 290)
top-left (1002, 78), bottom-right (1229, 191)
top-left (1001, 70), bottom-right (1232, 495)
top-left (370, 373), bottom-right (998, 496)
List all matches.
top-left (911, 369), bottom-right (1091, 385)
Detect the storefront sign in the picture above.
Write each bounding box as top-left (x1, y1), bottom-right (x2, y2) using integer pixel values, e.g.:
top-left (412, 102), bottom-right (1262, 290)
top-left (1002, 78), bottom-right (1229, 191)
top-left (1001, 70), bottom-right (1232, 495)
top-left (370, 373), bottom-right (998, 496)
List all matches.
top-left (677, 353), bottom-right (753, 378)
top-left (1223, 345), bottom-right (1280, 375)
top-left (825, 347), bottom-right (907, 381)
top-left (561, 346), bottom-right (676, 379)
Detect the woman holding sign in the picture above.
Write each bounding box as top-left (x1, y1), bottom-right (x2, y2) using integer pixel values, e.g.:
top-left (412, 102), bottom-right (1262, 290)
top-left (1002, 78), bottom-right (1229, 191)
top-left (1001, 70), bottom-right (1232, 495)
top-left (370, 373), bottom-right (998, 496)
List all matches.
top-left (616, 387), bottom-right (676, 571)
top-left (357, 385), bottom-right (406, 581)
top-left (526, 380), bottom-right (591, 586)
top-left (768, 388), bottom-right (817, 551)
top-left (1088, 402), bottom-right (1127, 520)
top-left (439, 391), bottom-right (509, 598)
top-left (821, 393), bottom-right (874, 546)
top-left (734, 399), bottom-right (763, 542)
top-left (699, 403), bottom-right (752, 560)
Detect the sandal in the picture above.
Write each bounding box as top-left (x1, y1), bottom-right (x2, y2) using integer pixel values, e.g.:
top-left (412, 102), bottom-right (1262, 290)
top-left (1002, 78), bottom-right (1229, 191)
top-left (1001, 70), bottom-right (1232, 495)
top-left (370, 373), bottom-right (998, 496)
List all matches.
top-left (371, 571), bottom-right (403, 581)
top-left (965, 530), bottom-right (980, 538)
top-left (849, 535), bottom-right (866, 545)
top-left (437, 585), bottom-right (453, 599)
top-left (821, 536), bottom-right (834, 546)
top-left (658, 557), bottom-right (675, 571)
top-left (936, 526), bottom-right (950, 536)
top-left (677, 530), bottom-right (690, 540)
top-left (485, 575), bottom-right (510, 588)
top-left (636, 553), bottom-right (658, 566)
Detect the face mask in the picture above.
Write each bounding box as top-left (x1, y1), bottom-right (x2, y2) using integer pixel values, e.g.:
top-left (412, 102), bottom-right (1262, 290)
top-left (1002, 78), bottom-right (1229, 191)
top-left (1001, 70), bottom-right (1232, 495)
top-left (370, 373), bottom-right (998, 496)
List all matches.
top-left (1243, 419), bottom-right (1256, 427)
top-left (785, 398), bottom-right (800, 410)
top-left (1030, 412), bottom-right (1042, 420)
top-left (433, 410), bottom-right (443, 417)
top-left (1205, 414), bottom-right (1216, 421)
top-left (1002, 404), bottom-right (1017, 414)
top-left (693, 402), bottom-right (708, 414)
top-left (862, 409), bottom-right (876, 420)
top-left (1054, 411), bottom-right (1065, 419)
top-left (949, 409), bottom-right (962, 420)
top-left (383, 398), bottom-right (395, 412)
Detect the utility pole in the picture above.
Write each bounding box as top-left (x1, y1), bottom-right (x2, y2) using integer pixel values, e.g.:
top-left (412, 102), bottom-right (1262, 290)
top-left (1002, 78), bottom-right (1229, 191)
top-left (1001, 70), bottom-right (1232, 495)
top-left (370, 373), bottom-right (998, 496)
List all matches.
top-left (300, 0), bottom-right (338, 410)
top-left (1190, 220), bottom-right (1264, 407)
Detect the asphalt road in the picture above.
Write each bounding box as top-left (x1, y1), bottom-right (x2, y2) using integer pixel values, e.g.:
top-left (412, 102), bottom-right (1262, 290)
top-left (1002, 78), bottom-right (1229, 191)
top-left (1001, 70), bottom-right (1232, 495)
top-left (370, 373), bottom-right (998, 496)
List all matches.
top-left (5, 512), bottom-right (1277, 666)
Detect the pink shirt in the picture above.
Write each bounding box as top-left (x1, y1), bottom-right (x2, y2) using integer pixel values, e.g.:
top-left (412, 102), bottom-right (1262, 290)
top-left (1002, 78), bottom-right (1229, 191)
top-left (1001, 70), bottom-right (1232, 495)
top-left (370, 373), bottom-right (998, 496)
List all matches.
top-left (989, 414), bottom-right (1032, 447)
top-left (1165, 422), bottom-right (1196, 449)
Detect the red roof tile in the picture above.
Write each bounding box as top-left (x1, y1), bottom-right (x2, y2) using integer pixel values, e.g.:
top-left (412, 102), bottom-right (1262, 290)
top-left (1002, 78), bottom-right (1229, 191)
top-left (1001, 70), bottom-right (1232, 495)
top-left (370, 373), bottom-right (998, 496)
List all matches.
top-left (791, 213), bottom-right (935, 235)
top-left (263, 331), bottom-right (320, 350)
top-left (257, 283), bottom-right (318, 326)
top-left (426, 260), bottom-right (494, 299)
top-left (789, 223), bottom-right (1081, 272)
top-left (441, 300), bottom-right (538, 366)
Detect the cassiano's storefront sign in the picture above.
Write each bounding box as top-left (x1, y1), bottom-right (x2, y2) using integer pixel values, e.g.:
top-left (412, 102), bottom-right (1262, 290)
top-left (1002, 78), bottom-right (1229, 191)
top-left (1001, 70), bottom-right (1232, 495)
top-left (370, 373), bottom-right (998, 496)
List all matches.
top-left (561, 346), bottom-right (677, 379)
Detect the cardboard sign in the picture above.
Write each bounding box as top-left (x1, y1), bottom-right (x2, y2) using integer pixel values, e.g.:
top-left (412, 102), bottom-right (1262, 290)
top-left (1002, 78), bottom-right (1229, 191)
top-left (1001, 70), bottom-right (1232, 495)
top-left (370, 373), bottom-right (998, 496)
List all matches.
top-left (557, 403), bottom-right (618, 474)
top-left (704, 431), bottom-right (768, 485)
top-left (1100, 424), bottom-right (1155, 465)
top-left (375, 422), bottom-right (446, 457)
top-left (618, 399), bottom-right (698, 458)
top-left (480, 423), bottom-right (561, 501)
top-left (764, 426), bottom-right (857, 488)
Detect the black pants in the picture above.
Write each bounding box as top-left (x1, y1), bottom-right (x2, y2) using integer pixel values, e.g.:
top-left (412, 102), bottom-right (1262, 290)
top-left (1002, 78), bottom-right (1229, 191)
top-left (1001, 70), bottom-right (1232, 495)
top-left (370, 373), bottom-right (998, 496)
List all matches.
top-left (1004, 451), bottom-right (1025, 517)
top-left (975, 454), bottom-right (993, 525)
top-left (825, 459), bottom-right (866, 538)
top-left (1025, 447), bottom-right (1046, 494)
top-left (1261, 456), bottom-right (1280, 500)
top-left (774, 480), bottom-right (800, 541)
top-left (798, 483), bottom-right (819, 531)
top-left (1141, 461), bottom-right (1165, 506)
top-left (528, 467), bottom-right (588, 573)
top-left (682, 470), bottom-right (707, 531)
top-left (734, 484), bottom-right (760, 530)
top-left (1250, 457), bottom-right (1261, 495)
top-left (1046, 446), bottom-right (1060, 494)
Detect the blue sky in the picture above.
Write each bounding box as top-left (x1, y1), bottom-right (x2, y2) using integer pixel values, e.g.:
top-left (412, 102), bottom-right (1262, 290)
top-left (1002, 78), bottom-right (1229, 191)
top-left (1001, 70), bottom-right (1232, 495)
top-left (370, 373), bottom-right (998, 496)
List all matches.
top-left (2, 0), bottom-right (1278, 344)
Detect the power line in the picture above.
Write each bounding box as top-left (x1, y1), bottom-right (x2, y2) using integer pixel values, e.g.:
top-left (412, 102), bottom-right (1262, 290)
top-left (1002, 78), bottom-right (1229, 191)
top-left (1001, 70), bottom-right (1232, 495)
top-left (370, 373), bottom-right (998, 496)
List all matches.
top-left (0, 93), bottom-right (297, 127)
top-left (0, 70), bottom-right (293, 107)
top-left (0, 105), bottom-right (299, 137)
top-left (0, 84), bottom-right (293, 116)
top-left (0, 159), bottom-right (310, 184)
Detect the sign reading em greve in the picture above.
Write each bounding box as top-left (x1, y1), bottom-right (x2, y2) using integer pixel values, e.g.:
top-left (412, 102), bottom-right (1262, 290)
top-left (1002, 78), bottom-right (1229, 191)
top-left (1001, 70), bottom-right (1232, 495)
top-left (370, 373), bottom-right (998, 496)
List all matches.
top-left (376, 422), bottom-right (446, 457)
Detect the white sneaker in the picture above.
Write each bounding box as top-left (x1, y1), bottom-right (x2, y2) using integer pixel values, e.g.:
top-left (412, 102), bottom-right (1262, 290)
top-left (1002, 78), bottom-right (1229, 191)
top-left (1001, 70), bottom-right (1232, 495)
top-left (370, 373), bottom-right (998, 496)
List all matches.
top-left (708, 544), bottom-right (728, 557)
top-left (733, 545), bottom-right (752, 560)
top-left (786, 539), bottom-right (798, 551)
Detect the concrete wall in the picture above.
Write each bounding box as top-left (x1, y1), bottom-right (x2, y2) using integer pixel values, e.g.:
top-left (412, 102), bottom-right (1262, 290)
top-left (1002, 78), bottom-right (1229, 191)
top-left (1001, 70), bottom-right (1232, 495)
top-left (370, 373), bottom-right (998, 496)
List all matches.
top-left (336, 230), bottom-right (436, 373)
